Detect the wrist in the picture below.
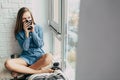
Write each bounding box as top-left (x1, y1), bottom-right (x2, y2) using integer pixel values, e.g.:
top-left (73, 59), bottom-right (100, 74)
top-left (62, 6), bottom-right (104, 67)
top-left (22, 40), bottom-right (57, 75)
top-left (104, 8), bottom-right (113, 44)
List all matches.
top-left (25, 32), bottom-right (29, 38)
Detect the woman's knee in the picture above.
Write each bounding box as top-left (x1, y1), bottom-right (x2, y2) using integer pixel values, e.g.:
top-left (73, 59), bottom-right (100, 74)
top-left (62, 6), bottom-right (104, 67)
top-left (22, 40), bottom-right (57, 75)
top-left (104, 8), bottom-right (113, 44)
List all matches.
top-left (4, 59), bottom-right (14, 71)
top-left (43, 53), bottom-right (52, 64)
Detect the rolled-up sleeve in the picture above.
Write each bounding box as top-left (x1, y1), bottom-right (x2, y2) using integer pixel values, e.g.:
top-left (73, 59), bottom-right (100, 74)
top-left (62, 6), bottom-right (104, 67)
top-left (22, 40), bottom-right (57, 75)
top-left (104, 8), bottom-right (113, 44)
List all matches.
top-left (31, 26), bottom-right (44, 48)
top-left (16, 34), bottom-right (30, 51)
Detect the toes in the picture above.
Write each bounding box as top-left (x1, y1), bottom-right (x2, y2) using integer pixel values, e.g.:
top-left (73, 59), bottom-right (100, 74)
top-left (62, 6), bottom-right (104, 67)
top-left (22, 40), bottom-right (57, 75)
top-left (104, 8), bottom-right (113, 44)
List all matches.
top-left (49, 69), bottom-right (54, 73)
top-left (11, 72), bottom-right (18, 77)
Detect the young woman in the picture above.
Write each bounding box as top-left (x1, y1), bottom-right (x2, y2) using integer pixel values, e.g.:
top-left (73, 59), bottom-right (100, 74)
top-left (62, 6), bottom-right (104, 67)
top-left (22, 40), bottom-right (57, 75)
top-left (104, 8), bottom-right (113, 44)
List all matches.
top-left (4, 7), bottom-right (53, 77)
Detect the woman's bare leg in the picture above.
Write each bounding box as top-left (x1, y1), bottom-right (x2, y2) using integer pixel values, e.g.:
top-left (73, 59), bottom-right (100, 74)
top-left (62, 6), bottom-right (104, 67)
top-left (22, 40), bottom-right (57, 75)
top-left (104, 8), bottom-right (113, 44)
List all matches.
top-left (4, 58), bottom-right (53, 76)
top-left (29, 53), bottom-right (53, 70)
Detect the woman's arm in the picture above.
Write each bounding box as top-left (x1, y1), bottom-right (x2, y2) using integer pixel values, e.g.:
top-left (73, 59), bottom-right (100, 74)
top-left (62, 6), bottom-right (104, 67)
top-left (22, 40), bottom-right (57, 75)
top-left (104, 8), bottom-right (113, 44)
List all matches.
top-left (31, 26), bottom-right (44, 48)
top-left (16, 34), bottom-right (30, 51)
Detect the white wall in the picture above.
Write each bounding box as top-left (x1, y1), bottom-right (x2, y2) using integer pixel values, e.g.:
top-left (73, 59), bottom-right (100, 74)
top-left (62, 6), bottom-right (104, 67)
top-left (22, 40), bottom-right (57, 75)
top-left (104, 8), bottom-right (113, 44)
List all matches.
top-left (77, 0), bottom-right (120, 80)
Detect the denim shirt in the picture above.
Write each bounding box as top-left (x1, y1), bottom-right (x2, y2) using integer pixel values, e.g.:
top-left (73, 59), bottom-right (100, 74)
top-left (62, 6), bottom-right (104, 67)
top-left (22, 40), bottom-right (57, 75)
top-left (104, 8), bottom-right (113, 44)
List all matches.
top-left (16, 24), bottom-right (45, 65)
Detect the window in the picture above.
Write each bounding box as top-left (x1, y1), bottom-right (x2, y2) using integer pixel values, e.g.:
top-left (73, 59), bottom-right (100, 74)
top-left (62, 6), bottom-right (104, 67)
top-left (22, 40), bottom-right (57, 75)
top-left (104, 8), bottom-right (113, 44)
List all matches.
top-left (65, 0), bottom-right (80, 79)
top-left (48, 0), bottom-right (80, 79)
top-left (49, 0), bottom-right (62, 34)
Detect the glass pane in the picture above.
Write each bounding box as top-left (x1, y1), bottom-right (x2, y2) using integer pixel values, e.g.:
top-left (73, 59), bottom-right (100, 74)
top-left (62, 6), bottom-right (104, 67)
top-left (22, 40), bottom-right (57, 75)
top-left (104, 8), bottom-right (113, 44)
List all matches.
top-left (66, 0), bottom-right (80, 79)
top-left (53, 0), bottom-right (59, 23)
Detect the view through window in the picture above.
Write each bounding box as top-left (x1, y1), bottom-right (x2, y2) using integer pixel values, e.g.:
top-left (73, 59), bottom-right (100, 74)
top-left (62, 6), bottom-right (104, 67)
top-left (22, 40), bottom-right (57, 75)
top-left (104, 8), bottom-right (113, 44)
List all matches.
top-left (66, 0), bottom-right (80, 79)
top-left (49, 0), bottom-right (80, 79)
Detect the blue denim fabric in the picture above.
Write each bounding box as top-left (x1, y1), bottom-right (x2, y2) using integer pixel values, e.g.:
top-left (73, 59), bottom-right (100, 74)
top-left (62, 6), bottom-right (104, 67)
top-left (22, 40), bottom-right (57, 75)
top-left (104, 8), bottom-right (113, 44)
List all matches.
top-left (16, 24), bottom-right (45, 65)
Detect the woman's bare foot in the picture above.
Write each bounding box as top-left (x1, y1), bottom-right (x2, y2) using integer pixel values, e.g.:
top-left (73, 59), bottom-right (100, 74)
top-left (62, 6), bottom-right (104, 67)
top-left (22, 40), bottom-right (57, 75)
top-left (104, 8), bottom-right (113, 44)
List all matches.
top-left (11, 72), bottom-right (22, 77)
top-left (39, 68), bottom-right (54, 73)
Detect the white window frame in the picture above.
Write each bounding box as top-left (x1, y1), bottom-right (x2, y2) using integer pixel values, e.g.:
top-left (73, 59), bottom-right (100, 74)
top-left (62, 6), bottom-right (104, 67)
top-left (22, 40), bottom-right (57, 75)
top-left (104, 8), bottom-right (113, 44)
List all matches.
top-left (48, 0), bottom-right (62, 34)
top-left (48, 0), bottom-right (67, 70)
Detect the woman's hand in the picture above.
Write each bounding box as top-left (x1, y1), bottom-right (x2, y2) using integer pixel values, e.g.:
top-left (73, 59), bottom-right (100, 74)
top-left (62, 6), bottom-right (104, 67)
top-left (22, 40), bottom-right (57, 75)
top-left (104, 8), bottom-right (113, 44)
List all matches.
top-left (31, 23), bottom-right (34, 32)
top-left (23, 21), bottom-right (35, 38)
top-left (23, 21), bottom-right (31, 38)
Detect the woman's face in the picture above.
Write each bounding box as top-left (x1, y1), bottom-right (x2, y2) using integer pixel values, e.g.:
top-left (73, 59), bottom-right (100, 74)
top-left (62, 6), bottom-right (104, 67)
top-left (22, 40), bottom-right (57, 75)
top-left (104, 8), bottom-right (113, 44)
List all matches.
top-left (22, 11), bottom-right (32, 23)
